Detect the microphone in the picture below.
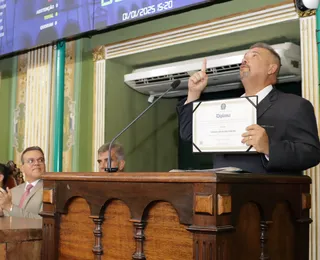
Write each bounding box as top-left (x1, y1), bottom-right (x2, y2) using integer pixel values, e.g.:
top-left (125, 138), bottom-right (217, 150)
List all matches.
top-left (106, 79), bottom-right (181, 172)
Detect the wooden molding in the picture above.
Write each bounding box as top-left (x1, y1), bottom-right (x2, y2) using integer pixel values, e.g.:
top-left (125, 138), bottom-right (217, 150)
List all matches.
top-left (104, 2), bottom-right (298, 59)
top-left (218, 194), bottom-right (232, 215)
top-left (297, 9), bottom-right (316, 17)
top-left (195, 194), bottom-right (213, 215)
top-left (43, 189), bottom-right (54, 204)
top-left (41, 172), bottom-right (312, 184)
top-left (187, 224), bottom-right (235, 233)
top-left (93, 46), bottom-right (105, 61)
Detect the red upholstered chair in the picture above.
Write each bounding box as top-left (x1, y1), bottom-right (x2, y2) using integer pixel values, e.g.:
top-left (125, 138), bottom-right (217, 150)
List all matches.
top-left (6, 176), bottom-right (17, 189)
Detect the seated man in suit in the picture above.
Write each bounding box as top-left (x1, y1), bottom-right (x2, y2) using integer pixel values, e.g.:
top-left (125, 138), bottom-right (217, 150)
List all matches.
top-left (97, 142), bottom-right (125, 172)
top-left (0, 146), bottom-right (45, 219)
top-left (177, 42), bottom-right (320, 174)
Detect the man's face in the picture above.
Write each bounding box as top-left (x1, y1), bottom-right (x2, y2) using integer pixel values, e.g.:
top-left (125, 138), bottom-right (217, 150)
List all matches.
top-left (240, 47), bottom-right (275, 82)
top-left (21, 150), bottom-right (46, 182)
top-left (97, 149), bottom-right (125, 173)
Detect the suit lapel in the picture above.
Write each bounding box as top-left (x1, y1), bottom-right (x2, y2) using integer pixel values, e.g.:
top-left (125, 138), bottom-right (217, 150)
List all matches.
top-left (257, 88), bottom-right (278, 119)
top-left (13, 183), bottom-right (26, 206)
top-left (22, 180), bottom-right (43, 208)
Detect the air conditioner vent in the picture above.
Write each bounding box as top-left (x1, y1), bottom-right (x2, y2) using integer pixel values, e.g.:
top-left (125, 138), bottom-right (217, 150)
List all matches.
top-left (124, 42), bottom-right (301, 97)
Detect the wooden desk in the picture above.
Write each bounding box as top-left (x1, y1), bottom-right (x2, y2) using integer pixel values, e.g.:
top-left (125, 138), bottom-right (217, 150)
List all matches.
top-left (41, 172), bottom-right (311, 260)
top-left (0, 217), bottom-right (42, 260)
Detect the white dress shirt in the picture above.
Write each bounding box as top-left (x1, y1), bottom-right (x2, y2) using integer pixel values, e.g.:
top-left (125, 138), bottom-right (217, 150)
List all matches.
top-left (24, 179), bottom-right (41, 193)
top-left (242, 85), bottom-right (273, 159)
top-left (241, 85), bottom-right (273, 104)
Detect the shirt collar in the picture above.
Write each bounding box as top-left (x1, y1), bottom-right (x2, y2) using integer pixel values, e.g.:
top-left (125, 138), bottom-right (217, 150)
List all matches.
top-left (25, 179), bottom-right (40, 191)
top-left (241, 85), bottom-right (273, 104)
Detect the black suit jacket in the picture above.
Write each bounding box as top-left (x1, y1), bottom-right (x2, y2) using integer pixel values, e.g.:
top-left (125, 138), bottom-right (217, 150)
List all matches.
top-left (177, 88), bottom-right (320, 174)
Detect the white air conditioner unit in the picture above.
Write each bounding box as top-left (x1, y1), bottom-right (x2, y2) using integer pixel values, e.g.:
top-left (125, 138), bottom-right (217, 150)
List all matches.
top-left (124, 42), bottom-right (301, 98)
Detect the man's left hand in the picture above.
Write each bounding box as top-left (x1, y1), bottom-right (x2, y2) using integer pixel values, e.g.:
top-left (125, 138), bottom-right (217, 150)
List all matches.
top-left (0, 188), bottom-right (13, 211)
top-left (242, 124), bottom-right (270, 155)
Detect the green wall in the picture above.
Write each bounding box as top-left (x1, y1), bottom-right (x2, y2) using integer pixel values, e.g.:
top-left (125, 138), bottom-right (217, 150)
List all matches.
top-left (77, 41), bottom-right (94, 172)
top-left (0, 58), bottom-right (13, 163)
top-left (105, 60), bottom-right (178, 172)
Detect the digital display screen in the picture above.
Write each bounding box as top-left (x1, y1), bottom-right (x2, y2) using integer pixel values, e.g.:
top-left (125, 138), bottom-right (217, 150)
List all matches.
top-left (13, 0), bottom-right (94, 52)
top-left (93, 0), bottom-right (211, 29)
top-left (0, 0), bottom-right (212, 57)
top-left (0, 0), bottom-right (15, 56)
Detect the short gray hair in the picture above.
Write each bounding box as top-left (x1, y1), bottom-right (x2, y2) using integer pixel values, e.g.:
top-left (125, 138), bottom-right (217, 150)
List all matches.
top-left (98, 142), bottom-right (125, 161)
top-left (250, 42), bottom-right (282, 69)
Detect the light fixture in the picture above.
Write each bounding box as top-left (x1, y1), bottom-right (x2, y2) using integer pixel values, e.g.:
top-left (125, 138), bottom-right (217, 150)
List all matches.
top-left (296, 0), bottom-right (320, 10)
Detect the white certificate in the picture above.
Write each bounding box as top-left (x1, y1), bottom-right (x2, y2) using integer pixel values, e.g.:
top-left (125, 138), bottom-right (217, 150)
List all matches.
top-left (192, 96), bottom-right (257, 153)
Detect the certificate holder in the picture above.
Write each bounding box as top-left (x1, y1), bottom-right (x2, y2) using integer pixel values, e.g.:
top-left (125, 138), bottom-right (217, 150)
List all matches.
top-left (192, 96), bottom-right (258, 153)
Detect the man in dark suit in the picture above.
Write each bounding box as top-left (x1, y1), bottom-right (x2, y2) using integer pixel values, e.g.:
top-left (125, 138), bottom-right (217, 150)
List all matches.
top-left (177, 42), bottom-right (320, 174)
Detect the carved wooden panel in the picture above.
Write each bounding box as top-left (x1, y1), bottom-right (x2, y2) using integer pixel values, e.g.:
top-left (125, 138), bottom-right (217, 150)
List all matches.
top-left (217, 194), bottom-right (232, 215)
top-left (259, 221), bottom-right (272, 260)
top-left (59, 198), bottom-right (95, 260)
top-left (194, 235), bottom-right (214, 260)
top-left (92, 217), bottom-right (104, 257)
top-left (231, 203), bottom-right (261, 260)
top-left (42, 222), bottom-right (54, 260)
top-left (43, 189), bottom-right (53, 204)
top-left (101, 200), bottom-right (135, 260)
top-left (195, 194), bottom-right (213, 215)
top-left (0, 244), bottom-right (6, 259)
top-left (144, 202), bottom-right (193, 260)
top-left (268, 202), bottom-right (294, 260)
top-left (6, 241), bottom-right (42, 260)
top-left (41, 173), bottom-right (311, 260)
top-left (132, 221), bottom-right (146, 260)
top-left (302, 193), bottom-right (311, 210)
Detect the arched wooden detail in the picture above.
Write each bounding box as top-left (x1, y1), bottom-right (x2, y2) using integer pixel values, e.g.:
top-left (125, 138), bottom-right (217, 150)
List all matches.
top-left (101, 199), bottom-right (135, 260)
top-left (144, 201), bottom-right (193, 260)
top-left (100, 197), bottom-right (133, 218)
top-left (231, 202), bottom-right (261, 260)
top-left (59, 197), bottom-right (95, 260)
top-left (41, 173), bottom-right (311, 260)
top-left (142, 200), bottom-right (184, 224)
top-left (268, 202), bottom-right (295, 260)
top-left (60, 195), bottom-right (91, 215)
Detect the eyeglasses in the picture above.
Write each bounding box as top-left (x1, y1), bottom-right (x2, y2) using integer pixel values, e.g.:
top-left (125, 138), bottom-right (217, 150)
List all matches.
top-left (25, 158), bottom-right (45, 165)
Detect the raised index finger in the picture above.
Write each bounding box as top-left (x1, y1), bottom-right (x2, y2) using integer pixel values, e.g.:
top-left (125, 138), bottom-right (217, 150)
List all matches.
top-left (201, 58), bottom-right (207, 73)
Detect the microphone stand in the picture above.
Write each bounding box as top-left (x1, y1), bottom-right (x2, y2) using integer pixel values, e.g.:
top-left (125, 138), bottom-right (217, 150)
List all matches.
top-left (106, 80), bottom-right (180, 172)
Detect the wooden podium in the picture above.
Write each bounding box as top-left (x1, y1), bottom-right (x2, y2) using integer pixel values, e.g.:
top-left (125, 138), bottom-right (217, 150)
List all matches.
top-left (0, 217), bottom-right (42, 260)
top-left (40, 172), bottom-right (311, 260)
